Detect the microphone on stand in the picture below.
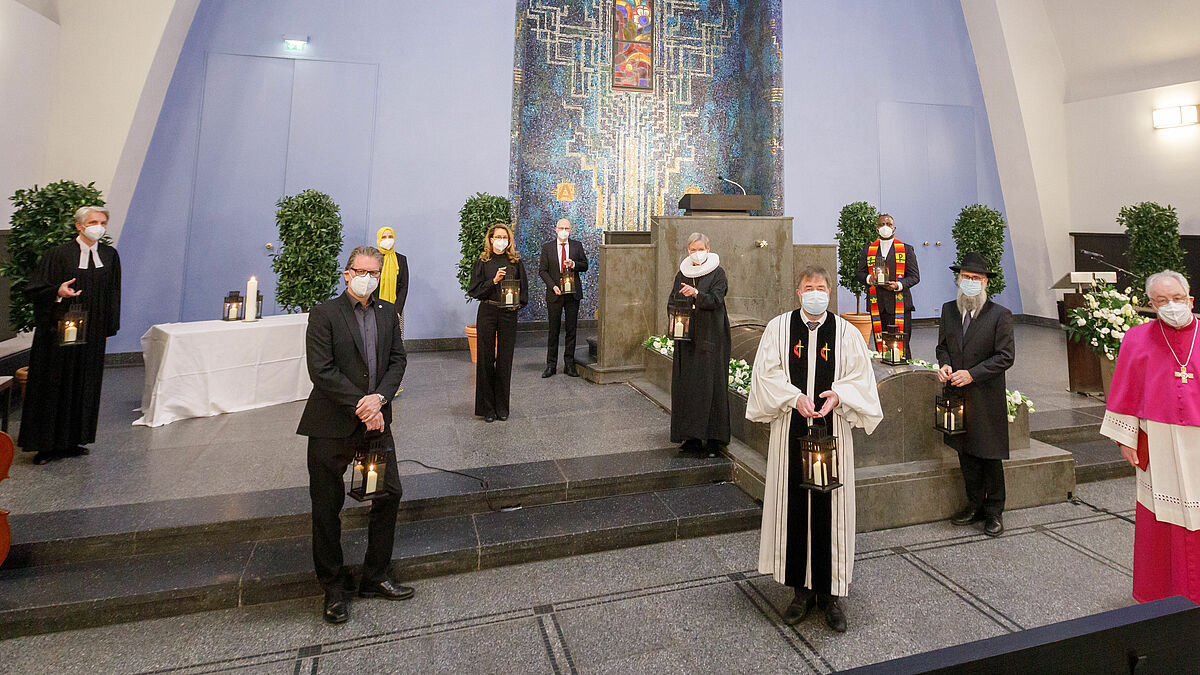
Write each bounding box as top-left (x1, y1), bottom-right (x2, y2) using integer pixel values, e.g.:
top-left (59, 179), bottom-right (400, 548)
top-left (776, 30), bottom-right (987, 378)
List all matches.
top-left (1079, 249), bottom-right (1133, 275)
top-left (717, 175), bottom-right (747, 195)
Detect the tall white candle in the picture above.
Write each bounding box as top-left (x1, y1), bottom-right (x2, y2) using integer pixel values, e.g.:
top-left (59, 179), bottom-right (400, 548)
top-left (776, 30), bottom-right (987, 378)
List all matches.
top-left (63, 321), bottom-right (77, 343)
top-left (244, 277), bottom-right (258, 321)
top-left (674, 317), bottom-right (684, 338)
top-left (812, 455), bottom-right (826, 487)
top-left (366, 464), bottom-right (378, 493)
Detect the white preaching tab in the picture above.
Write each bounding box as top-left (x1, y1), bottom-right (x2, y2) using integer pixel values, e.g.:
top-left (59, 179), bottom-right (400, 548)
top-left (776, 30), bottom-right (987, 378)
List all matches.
top-left (77, 237), bottom-right (103, 269)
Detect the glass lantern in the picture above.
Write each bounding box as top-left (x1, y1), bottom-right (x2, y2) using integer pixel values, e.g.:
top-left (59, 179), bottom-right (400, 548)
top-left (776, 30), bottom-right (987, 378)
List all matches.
top-left (871, 264), bottom-right (889, 285)
top-left (255, 291), bottom-right (264, 319)
top-left (348, 435), bottom-right (389, 502)
top-left (668, 300), bottom-right (693, 342)
top-left (559, 269), bottom-right (576, 295)
top-left (880, 329), bottom-right (907, 366)
top-left (58, 305), bottom-right (88, 346)
top-left (935, 386), bottom-right (967, 436)
top-left (223, 291), bottom-right (243, 321)
top-left (499, 278), bottom-right (521, 309)
top-left (797, 429), bottom-right (841, 492)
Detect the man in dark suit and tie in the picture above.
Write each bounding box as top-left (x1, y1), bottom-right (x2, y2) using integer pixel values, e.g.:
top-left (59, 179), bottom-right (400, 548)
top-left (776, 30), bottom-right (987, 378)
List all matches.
top-left (298, 245), bottom-right (411, 624)
top-left (936, 252), bottom-right (1015, 537)
top-left (539, 218), bottom-right (589, 378)
top-left (856, 213), bottom-right (920, 354)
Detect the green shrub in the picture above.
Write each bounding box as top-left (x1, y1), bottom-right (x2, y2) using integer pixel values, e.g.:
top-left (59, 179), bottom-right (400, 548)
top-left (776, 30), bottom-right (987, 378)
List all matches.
top-left (2, 180), bottom-right (106, 332)
top-left (1119, 201), bottom-right (1186, 292)
top-left (834, 201), bottom-right (878, 312)
top-left (951, 204), bottom-right (1008, 297)
top-left (456, 193), bottom-right (512, 302)
top-left (271, 189), bottom-right (343, 313)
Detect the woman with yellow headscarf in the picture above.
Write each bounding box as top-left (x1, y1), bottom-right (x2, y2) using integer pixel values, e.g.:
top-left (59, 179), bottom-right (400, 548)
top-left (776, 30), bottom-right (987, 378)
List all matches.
top-left (375, 227), bottom-right (409, 336)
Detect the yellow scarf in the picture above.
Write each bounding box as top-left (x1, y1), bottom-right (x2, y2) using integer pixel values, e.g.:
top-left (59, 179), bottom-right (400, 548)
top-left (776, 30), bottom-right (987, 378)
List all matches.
top-left (376, 227), bottom-right (399, 304)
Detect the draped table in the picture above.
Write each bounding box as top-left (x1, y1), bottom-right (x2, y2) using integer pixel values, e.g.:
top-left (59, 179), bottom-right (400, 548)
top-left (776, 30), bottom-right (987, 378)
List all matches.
top-left (134, 314), bottom-right (312, 427)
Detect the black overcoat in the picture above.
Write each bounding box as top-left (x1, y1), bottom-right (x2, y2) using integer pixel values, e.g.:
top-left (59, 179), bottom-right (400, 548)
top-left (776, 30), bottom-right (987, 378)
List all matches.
top-left (935, 299), bottom-right (1015, 460)
top-left (668, 267), bottom-right (731, 444)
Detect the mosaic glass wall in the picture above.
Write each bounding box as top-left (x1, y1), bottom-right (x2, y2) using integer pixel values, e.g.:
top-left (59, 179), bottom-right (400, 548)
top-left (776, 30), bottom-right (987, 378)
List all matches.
top-left (613, 0), bottom-right (654, 90)
top-left (510, 0), bottom-right (783, 320)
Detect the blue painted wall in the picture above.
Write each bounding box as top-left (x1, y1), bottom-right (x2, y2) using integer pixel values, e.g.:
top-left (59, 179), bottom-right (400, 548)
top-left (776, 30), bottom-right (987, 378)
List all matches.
top-left (781, 0), bottom-right (1019, 316)
top-left (114, 0), bottom-right (515, 352)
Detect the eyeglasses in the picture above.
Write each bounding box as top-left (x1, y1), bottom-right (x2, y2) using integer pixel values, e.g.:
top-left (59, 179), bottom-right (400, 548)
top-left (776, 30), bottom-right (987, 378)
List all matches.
top-left (348, 268), bottom-right (381, 278)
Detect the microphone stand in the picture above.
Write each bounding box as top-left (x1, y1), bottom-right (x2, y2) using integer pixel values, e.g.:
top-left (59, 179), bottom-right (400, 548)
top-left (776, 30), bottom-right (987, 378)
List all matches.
top-left (1080, 251), bottom-right (1132, 277)
top-left (717, 175), bottom-right (747, 195)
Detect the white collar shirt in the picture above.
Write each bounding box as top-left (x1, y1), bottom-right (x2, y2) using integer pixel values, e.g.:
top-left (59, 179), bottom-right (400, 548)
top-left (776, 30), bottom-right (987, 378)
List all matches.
top-left (77, 236), bottom-right (103, 269)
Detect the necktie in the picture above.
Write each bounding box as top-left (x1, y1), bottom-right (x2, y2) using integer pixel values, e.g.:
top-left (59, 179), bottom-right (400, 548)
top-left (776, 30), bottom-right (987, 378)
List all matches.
top-left (807, 321), bottom-right (819, 331)
top-left (962, 311), bottom-right (972, 333)
top-left (561, 242), bottom-right (568, 272)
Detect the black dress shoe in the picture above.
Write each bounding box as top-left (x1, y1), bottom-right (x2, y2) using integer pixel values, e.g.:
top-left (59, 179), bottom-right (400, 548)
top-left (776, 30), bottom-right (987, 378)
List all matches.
top-left (542, 366), bottom-right (555, 378)
top-left (359, 579), bottom-right (414, 601)
top-left (821, 596), bottom-right (847, 633)
top-left (679, 439), bottom-right (704, 456)
top-left (950, 507), bottom-right (984, 526)
top-left (781, 588), bottom-right (815, 625)
top-left (64, 445), bottom-right (90, 457)
top-left (983, 514), bottom-right (1004, 537)
top-left (484, 414), bottom-right (495, 423)
top-left (32, 451), bottom-right (56, 465)
top-left (564, 363), bottom-right (579, 377)
top-left (497, 414), bottom-right (508, 422)
top-left (323, 592), bottom-right (349, 624)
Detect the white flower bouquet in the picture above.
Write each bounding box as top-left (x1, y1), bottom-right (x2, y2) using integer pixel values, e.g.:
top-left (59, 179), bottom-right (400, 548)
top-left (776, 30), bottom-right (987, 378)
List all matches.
top-left (1062, 281), bottom-right (1150, 362)
top-left (643, 335), bottom-right (753, 395)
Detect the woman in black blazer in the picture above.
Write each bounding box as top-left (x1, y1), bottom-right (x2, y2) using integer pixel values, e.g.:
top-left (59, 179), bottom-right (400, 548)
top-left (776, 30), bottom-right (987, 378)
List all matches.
top-left (468, 223), bottom-right (528, 422)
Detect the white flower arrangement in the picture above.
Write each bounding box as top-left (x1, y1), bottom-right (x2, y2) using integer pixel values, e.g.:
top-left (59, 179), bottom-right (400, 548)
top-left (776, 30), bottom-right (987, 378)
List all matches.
top-left (643, 335), bottom-right (754, 396)
top-left (1064, 281), bottom-right (1150, 362)
top-left (883, 356), bottom-right (1034, 422)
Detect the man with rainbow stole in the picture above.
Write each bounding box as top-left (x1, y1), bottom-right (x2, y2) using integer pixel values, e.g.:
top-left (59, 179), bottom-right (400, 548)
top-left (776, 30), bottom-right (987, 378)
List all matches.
top-left (855, 213), bottom-right (921, 355)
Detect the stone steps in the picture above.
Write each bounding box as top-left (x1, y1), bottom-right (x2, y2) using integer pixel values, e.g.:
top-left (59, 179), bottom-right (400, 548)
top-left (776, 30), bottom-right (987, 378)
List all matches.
top-left (0, 449), bottom-right (760, 639)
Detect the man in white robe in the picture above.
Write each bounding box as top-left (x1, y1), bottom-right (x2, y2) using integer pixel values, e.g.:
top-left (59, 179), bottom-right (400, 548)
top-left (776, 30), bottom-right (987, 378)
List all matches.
top-left (747, 266), bottom-right (883, 632)
top-left (1100, 270), bottom-right (1200, 604)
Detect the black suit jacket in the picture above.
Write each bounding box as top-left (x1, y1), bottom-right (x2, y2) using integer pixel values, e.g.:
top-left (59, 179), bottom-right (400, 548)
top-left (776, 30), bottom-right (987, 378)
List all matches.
top-left (935, 299), bottom-right (1015, 459)
top-left (855, 239), bottom-right (920, 312)
top-left (392, 253), bottom-right (409, 316)
top-left (297, 291), bottom-right (407, 439)
top-left (538, 239), bottom-right (589, 298)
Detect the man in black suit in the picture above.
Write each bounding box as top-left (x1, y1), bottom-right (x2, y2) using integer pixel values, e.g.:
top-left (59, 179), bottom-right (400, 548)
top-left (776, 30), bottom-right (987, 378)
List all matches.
top-left (856, 213), bottom-right (920, 354)
top-left (298, 245), bottom-right (411, 624)
top-left (539, 218), bottom-right (589, 377)
top-left (935, 252), bottom-right (1015, 537)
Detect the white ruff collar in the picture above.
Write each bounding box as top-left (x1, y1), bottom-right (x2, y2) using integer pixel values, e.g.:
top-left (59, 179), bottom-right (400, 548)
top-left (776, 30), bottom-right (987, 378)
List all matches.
top-left (679, 252), bottom-right (720, 279)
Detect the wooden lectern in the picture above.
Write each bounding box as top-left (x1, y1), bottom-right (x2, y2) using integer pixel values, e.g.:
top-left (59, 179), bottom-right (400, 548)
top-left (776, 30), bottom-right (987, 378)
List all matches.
top-left (678, 194), bottom-right (762, 215)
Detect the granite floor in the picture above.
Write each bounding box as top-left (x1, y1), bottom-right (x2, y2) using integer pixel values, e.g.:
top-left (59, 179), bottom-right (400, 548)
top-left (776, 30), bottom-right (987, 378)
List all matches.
top-left (0, 476), bottom-right (1140, 674)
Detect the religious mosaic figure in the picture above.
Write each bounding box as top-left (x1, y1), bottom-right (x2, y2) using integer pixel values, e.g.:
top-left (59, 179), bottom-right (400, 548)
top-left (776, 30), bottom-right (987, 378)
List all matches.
top-left (1101, 269), bottom-right (1200, 604)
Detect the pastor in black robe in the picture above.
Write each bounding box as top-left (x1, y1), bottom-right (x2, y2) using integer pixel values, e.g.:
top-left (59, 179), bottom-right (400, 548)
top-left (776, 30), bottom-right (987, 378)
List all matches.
top-left (669, 266), bottom-right (731, 447)
top-left (19, 239), bottom-right (121, 456)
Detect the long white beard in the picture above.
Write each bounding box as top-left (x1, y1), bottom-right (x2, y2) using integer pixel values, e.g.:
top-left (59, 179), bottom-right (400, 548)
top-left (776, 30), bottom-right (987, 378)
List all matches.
top-left (957, 289), bottom-right (986, 317)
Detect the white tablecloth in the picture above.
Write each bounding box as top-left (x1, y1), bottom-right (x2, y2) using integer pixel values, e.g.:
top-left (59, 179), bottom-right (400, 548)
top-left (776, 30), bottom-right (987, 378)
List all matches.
top-left (135, 314), bottom-right (313, 427)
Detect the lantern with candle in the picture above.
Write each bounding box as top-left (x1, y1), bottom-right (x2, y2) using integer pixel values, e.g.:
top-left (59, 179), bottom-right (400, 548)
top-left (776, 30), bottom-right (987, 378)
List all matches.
top-left (57, 305), bottom-right (88, 346)
top-left (499, 278), bottom-right (521, 309)
top-left (797, 426), bottom-right (841, 492)
top-left (559, 268), bottom-right (576, 295)
top-left (223, 291), bottom-right (243, 321)
top-left (871, 264), bottom-right (888, 286)
top-left (668, 299), bottom-right (693, 342)
top-left (934, 386), bottom-right (967, 435)
top-left (255, 291), bottom-right (264, 319)
top-left (880, 329), bottom-right (907, 365)
top-left (348, 434), bottom-right (389, 501)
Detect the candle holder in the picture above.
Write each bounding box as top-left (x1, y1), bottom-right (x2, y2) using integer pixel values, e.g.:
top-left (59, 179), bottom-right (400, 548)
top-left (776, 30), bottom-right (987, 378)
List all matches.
top-left (797, 427), bottom-right (841, 492)
top-left (348, 434), bottom-right (389, 502)
top-left (880, 329), bottom-right (908, 365)
top-left (499, 278), bottom-right (521, 309)
top-left (871, 265), bottom-right (888, 285)
top-left (559, 269), bottom-right (576, 295)
top-left (57, 305), bottom-right (88, 346)
top-left (223, 291), bottom-right (243, 321)
top-left (255, 291), bottom-right (264, 319)
top-left (668, 300), bottom-right (693, 342)
top-left (935, 386), bottom-right (967, 436)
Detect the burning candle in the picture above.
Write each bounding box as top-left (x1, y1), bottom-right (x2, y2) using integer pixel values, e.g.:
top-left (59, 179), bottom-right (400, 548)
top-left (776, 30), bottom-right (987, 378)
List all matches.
top-left (564, 276), bottom-right (572, 292)
top-left (227, 303), bottom-right (239, 320)
top-left (63, 321), bottom-right (77, 343)
top-left (674, 316), bottom-right (684, 338)
top-left (366, 464), bottom-right (378, 493)
top-left (812, 454), bottom-right (826, 487)
top-left (505, 288), bottom-right (514, 305)
top-left (244, 277), bottom-right (258, 322)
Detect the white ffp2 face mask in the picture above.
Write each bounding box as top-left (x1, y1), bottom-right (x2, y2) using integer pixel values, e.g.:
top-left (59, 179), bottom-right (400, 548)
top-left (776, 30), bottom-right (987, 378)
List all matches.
top-left (801, 290), bottom-right (829, 315)
top-left (1158, 301), bottom-right (1195, 328)
top-left (877, 226), bottom-right (894, 239)
top-left (689, 250), bottom-right (708, 265)
top-left (83, 225), bottom-right (106, 241)
top-left (556, 230), bottom-right (569, 242)
top-left (378, 237), bottom-right (394, 251)
top-left (349, 274), bottom-right (378, 297)
top-left (492, 239), bottom-right (509, 253)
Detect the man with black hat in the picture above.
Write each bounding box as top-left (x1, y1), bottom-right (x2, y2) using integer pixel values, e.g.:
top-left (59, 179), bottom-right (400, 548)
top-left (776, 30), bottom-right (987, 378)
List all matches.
top-left (935, 252), bottom-right (1015, 537)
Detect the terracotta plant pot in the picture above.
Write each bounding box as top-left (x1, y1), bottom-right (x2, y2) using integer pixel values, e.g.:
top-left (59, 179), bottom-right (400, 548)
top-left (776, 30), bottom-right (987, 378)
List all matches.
top-left (840, 312), bottom-right (873, 345)
top-left (14, 367), bottom-right (27, 399)
top-left (465, 324), bottom-right (478, 364)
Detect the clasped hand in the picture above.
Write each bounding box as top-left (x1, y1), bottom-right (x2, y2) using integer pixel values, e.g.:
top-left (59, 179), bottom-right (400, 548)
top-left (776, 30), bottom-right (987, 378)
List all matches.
top-left (937, 365), bottom-right (973, 387)
top-left (356, 394), bottom-right (384, 431)
top-left (796, 391), bottom-right (839, 418)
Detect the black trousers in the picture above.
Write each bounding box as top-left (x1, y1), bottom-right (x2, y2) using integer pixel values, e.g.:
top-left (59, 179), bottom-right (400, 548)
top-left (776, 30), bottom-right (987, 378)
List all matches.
top-left (958, 452), bottom-right (1006, 517)
top-left (307, 430), bottom-right (402, 594)
top-left (475, 302), bottom-right (517, 417)
top-left (546, 294), bottom-right (580, 366)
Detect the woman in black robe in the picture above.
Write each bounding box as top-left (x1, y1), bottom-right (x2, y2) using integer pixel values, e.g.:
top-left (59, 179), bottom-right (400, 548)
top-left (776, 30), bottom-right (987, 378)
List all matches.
top-left (20, 206), bottom-right (121, 464)
top-left (468, 223), bottom-right (528, 423)
top-left (668, 232), bottom-right (731, 456)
